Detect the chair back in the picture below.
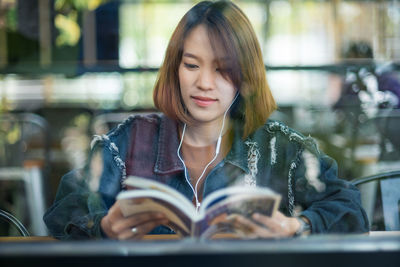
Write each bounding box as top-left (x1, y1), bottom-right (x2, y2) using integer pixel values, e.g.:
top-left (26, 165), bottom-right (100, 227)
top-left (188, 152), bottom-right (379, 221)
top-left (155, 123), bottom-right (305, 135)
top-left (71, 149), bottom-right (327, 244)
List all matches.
top-left (0, 113), bottom-right (49, 236)
top-left (0, 112), bottom-right (50, 168)
top-left (374, 109), bottom-right (400, 159)
top-left (352, 170), bottom-right (400, 230)
top-left (0, 209), bottom-right (30, 236)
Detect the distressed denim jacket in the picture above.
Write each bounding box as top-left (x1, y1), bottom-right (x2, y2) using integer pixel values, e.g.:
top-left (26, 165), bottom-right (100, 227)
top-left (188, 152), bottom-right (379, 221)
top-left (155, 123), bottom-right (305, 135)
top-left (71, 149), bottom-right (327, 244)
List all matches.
top-left (44, 113), bottom-right (369, 239)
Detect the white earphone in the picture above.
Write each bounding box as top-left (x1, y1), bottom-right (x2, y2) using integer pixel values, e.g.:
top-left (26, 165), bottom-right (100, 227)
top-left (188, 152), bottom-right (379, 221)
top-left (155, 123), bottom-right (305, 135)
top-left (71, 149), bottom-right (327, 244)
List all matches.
top-left (177, 92), bottom-right (239, 211)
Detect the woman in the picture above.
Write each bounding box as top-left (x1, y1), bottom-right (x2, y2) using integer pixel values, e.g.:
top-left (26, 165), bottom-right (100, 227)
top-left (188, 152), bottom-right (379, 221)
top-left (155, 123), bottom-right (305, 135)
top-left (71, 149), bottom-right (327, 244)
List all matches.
top-left (44, 0), bottom-right (369, 240)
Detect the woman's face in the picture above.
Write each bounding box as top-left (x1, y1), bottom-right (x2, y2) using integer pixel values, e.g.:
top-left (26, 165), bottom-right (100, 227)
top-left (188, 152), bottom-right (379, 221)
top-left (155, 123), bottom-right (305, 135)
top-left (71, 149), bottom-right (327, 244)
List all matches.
top-left (178, 25), bottom-right (237, 126)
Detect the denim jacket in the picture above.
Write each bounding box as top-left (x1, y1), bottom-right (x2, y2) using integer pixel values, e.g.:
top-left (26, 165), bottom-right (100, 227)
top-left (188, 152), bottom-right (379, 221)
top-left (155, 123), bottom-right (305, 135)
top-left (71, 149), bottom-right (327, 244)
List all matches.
top-left (44, 113), bottom-right (369, 239)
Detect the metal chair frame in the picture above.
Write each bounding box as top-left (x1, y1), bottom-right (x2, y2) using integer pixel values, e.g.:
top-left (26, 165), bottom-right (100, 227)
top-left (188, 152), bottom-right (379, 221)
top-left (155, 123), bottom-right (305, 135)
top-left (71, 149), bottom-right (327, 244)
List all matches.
top-left (0, 209), bottom-right (30, 236)
top-left (0, 112), bottom-right (50, 236)
top-left (352, 170), bottom-right (400, 231)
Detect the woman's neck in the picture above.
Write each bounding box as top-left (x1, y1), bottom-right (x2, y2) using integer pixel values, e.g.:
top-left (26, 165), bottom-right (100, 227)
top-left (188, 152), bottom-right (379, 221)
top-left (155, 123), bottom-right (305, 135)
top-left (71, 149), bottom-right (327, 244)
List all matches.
top-left (183, 118), bottom-right (231, 147)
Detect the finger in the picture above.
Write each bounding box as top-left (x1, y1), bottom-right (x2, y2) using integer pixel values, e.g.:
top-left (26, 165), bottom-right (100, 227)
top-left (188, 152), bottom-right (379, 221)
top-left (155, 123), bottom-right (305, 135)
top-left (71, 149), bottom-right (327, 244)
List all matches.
top-left (253, 213), bottom-right (295, 237)
top-left (107, 202), bottom-right (124, 222)
top-left (117, 226), bottom-right (139, 240)
top-left (117, 218), bottom-right (168, 240)
top-left (112, 212), bottom-right (166, 234)
top-left (227, 215), bottom-right (268, 237)
top-left (231, 214), bottom-right (289, 239)
top-left (124, 197), bottom-right (147, 205)
top-left (253, 212), bottom-right (291, 233)
top-left (101, 207), bottom-right (125, 238)
top-left (209, 213), bottom-right (228, 225)
top-left (132, 219), bottom-right (169, 240)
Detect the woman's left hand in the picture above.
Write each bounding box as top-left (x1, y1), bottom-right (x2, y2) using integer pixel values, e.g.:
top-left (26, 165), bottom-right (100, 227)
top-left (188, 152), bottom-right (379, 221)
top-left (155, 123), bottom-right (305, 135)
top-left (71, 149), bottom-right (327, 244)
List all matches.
top-left (225, 211), bottom-right (301, 238)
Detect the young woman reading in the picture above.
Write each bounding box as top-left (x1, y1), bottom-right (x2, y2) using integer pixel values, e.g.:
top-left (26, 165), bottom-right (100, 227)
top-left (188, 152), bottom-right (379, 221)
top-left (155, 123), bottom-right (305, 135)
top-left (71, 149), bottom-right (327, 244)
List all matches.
top-left (44, 1), bottom-right (369, 240)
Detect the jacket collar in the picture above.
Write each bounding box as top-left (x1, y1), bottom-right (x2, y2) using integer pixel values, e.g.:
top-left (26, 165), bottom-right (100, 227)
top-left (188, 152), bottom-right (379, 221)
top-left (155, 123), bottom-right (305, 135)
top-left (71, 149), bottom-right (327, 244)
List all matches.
top-left (154, 115), bottom-right (184, 174)
top-left (154, 115), bottom-right (249, 175)
top-left (225, 120), bottom-right (250, 175)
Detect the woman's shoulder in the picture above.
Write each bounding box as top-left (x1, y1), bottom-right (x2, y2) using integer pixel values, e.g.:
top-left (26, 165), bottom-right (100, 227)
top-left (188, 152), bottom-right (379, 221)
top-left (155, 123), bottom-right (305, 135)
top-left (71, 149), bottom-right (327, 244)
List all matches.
top-left (91, 112), bottom-right (164, 148)
top-left (254, 119), bottom-right (321, 155)
top-left (108, 113), bottom-right (162, 136)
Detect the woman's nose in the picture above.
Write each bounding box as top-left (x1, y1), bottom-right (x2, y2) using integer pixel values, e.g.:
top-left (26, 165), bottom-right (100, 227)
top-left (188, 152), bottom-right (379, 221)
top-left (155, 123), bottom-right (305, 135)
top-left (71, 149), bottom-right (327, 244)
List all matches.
top-left (197, 68), bottom-right (215, 90)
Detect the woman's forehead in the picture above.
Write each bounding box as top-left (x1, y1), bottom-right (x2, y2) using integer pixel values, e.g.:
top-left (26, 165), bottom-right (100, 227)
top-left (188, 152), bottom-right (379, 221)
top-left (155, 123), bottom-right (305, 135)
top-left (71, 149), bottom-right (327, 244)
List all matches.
top-left (183, 25), bottom-right (231, 61)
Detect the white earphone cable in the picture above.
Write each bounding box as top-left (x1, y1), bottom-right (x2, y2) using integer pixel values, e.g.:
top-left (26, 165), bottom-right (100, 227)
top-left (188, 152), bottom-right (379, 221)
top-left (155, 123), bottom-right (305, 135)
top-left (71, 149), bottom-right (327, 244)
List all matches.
top-left (177, 92), bottom-right (239, 211)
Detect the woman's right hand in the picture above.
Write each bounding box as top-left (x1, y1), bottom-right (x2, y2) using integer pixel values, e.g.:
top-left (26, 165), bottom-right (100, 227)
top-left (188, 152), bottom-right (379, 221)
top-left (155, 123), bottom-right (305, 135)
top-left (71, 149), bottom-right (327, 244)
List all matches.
top-left (100, 200), bottom-right (168, 240)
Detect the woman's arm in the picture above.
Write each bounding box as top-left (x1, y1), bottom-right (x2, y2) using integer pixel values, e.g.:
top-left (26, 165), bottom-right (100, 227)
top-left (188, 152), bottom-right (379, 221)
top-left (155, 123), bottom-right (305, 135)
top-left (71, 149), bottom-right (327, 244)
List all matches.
top-left (44, 116), bottom-right (170, 240)
top-left (43, 138), bottom-right (119, 240)
top-left (293, 152), bottom-right (370, 233)
top-left (216, 130), bottom-right (369, 238)
top-left (43, 168), bottom-right (108, 240)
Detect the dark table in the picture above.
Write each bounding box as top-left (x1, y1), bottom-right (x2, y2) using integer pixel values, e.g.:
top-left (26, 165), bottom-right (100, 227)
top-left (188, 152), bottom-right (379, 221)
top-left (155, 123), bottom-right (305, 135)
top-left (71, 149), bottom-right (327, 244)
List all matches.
top-left (0, 233), bottom-right (399, 267)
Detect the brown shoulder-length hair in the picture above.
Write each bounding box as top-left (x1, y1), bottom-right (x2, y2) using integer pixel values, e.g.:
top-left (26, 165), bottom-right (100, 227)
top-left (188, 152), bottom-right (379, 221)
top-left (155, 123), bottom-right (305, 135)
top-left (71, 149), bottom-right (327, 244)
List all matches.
top-left (153, 0), bottom-right (276, 138)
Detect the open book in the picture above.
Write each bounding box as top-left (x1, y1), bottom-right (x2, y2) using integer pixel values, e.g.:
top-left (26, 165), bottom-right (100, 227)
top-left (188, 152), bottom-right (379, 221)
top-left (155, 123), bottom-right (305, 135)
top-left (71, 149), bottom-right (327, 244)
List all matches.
top-left (117, 176), bottom-right (281, 238)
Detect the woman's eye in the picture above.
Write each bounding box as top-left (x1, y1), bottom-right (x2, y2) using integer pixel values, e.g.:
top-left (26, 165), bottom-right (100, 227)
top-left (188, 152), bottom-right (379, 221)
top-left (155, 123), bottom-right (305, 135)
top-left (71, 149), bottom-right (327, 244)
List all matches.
top-left (184, 63), bottom-right (198, 69)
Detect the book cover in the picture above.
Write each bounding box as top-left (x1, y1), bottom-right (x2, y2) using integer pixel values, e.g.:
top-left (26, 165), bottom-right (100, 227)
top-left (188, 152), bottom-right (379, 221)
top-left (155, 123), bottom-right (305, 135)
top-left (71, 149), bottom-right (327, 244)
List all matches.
top-left (117, 176), bottom-right (281, 238)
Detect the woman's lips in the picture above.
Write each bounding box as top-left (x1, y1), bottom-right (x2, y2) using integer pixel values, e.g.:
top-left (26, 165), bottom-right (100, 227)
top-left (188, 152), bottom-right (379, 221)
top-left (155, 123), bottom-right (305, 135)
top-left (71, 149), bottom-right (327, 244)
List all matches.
top-left (191, 96), bottom-right (217, 107)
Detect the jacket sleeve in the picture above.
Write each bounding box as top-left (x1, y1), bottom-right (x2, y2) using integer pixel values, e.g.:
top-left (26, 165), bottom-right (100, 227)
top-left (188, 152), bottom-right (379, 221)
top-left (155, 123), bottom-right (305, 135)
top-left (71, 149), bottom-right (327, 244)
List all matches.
top-left (292, 142), bottom-right (370, 233)
top-left (43, 115), bottom-right (137, 240)
top-left (43, 169), bottom-right (107, 240)
top-left (43, 139), bottom-right (120, 240)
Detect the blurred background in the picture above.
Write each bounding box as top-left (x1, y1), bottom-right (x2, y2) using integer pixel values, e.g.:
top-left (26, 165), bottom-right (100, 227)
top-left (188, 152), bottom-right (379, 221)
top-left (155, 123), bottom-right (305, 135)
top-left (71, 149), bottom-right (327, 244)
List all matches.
top-left (0, 0), bottom-right (399, 235)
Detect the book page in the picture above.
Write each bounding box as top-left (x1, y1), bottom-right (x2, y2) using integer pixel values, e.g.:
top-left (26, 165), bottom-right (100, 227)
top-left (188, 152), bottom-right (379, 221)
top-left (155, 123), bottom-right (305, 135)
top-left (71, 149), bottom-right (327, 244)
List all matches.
top-left (117, 190), bottom-right (196, 236)
top-left (195, 187), bottom-right (281, 237)
top-left (124, 176), bottom-right (194, 209)
top-left (200, 186), bottom-right (280, 214)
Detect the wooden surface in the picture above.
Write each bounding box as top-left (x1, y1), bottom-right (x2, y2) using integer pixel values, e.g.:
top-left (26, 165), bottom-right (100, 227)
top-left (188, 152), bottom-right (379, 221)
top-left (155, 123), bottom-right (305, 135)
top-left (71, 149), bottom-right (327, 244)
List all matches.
top-left (0, 236), bottom-right (57, 242)
top-left (1, 231), bottom-right (399, 242)
top-left (0, 235), bottom-right (179, 242)
top-left (0, 232), bottom-right (243, 241)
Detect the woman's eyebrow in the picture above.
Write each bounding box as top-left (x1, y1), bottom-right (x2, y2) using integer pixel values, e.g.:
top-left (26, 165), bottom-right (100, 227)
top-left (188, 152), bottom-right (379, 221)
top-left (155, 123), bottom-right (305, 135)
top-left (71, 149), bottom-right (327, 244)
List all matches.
top-left (182, 52), bottom-right (199, 59)
top-left (182, 52), bottom-right (230, 63)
